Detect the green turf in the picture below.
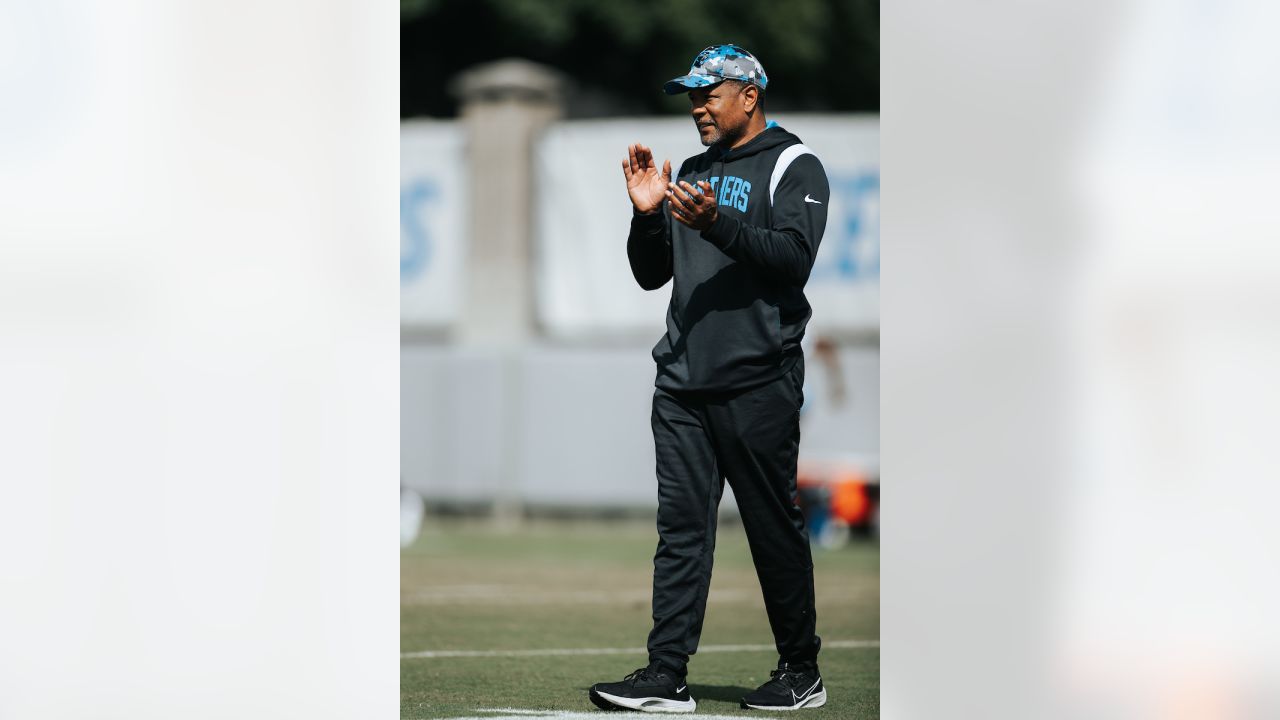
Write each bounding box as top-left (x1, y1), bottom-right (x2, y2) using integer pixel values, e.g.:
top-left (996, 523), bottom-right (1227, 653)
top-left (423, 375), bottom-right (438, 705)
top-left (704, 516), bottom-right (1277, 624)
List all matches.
top-left (402, 517), bottom-right (879, 718)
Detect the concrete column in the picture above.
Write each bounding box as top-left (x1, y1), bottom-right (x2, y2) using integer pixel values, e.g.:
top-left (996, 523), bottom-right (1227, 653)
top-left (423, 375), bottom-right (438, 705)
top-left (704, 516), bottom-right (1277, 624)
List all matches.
top-left (453, 59), bottom-right (565, 345)
top-left (451, 60), bottom-right (565, 527)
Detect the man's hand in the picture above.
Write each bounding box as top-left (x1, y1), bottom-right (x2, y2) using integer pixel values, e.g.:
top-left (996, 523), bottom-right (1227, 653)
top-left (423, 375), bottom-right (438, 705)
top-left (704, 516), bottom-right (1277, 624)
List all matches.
top-left (667, 180), bottom-right (718, 231)
top-left (622, 144), bottom-right (671, 215)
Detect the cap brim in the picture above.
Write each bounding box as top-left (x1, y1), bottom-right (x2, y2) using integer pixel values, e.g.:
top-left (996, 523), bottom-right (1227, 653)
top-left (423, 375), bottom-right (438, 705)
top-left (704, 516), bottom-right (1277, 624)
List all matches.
top-left (663, 75), bottom-right (722, 95)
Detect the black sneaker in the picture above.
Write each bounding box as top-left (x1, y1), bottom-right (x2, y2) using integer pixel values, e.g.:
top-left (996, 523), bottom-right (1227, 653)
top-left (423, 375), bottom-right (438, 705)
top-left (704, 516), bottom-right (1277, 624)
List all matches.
top-left (740, 659), bottom-right (826, 710)
top-left (589, 662), bottom-right (696, 713)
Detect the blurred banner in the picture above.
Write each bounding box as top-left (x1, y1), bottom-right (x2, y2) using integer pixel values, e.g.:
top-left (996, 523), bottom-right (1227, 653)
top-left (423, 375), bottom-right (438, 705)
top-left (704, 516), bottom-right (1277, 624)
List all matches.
top-left (400, 121), bottom-right (466, 329)
top-left (534, 115), bottom-right (880, 339)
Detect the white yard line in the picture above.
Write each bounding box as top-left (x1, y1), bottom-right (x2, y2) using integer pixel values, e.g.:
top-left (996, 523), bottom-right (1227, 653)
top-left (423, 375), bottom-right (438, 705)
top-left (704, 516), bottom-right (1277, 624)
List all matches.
top-left (406, 584), bottom-right (868, 608)
top-left (402, 639), bottom-right (878, 659)
top-left (403, 585), bottom-right (753, 606)
top-left (460, 707), bottom-right (747, 712)
top-left (463, 707), bottom-right (747, 712)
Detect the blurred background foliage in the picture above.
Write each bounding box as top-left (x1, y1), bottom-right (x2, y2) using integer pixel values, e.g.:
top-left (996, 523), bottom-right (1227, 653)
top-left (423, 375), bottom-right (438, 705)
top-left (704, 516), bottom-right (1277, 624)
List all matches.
top-left (401, 0), bottom-right (879, 118)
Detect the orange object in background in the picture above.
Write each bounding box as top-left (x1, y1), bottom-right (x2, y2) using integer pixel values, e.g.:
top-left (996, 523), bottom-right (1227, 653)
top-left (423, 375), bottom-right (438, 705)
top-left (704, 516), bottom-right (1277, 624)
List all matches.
top-left (830, 474), bottom-right (870, 525)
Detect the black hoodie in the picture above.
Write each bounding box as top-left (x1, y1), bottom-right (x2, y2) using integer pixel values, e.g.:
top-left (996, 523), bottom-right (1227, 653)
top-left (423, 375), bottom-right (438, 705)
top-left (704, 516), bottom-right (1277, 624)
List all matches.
top-left (628, 125), bottom-right (830, 393)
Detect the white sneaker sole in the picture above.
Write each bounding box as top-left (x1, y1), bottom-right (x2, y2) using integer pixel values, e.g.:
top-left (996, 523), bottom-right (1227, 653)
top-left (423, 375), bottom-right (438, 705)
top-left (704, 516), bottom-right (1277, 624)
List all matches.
top-left (593, 690), bottom-right (697, 713)
top-left (744, 688), bottom-right (827, 710)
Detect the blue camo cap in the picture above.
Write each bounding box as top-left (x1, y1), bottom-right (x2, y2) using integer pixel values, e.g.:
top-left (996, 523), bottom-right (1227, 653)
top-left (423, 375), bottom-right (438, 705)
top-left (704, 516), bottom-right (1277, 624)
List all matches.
top-left (663, 44), bottom-right (769, 95)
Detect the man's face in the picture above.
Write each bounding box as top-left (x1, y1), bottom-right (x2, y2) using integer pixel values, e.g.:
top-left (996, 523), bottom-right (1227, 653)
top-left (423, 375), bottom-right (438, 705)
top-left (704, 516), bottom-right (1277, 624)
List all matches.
top-left (689, 82), bottom-right (751, 147)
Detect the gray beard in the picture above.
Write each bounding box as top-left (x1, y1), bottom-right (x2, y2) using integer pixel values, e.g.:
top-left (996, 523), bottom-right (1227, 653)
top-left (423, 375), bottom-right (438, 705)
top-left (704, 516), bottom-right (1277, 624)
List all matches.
top-left (699, 124), bottom-right (742, 148)
top-left (706, 122), bottom-right (747, 147)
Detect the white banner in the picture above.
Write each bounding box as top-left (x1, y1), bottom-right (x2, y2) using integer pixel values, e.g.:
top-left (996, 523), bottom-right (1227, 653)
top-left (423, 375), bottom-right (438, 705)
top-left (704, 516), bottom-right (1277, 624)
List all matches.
top-left (533, 115), bottom-right (879, 338)
top-left (400, 121), bottom-right (465, 328)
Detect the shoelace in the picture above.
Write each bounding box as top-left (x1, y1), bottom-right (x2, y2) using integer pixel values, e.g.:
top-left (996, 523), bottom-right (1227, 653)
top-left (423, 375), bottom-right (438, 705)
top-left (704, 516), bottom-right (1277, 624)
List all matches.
top-left (624, 667), bottom-right (661, 683)
top-left (764, 666), bottom-right (811, 691)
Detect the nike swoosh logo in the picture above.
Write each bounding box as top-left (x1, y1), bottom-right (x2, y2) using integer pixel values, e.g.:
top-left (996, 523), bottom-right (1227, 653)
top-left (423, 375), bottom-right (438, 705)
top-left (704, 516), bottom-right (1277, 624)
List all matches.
top-left (804, 194), bottom-right (822, 204)
top-left (790, 677), bottom-right (821, 704)
top-left (675, 685), bottom-right (686, 693)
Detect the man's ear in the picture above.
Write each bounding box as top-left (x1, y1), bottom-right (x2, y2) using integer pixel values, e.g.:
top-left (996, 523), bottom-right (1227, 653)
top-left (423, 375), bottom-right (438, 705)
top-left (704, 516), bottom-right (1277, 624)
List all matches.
top-left (742, 84), bottom-right (759, 114)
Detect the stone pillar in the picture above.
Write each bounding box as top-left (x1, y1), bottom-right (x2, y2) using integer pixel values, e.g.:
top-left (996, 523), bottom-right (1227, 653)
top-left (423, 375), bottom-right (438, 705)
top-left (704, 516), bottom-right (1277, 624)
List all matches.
top-left (452, 60), bottom-right (565, 527)
top-left (453, 59), bottom-right (565, 345)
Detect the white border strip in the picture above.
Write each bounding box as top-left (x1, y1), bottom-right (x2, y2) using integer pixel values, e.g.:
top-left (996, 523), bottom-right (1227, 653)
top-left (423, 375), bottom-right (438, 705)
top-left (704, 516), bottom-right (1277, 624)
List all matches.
top-left (402, 639), bottom-right (878, 659)
top-left (768, 143), bottom-right (816, 205)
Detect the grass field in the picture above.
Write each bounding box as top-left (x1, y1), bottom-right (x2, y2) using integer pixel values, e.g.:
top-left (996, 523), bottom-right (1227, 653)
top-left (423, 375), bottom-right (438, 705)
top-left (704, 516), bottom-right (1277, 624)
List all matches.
top-left (402, 516), bottom-right (879, 719)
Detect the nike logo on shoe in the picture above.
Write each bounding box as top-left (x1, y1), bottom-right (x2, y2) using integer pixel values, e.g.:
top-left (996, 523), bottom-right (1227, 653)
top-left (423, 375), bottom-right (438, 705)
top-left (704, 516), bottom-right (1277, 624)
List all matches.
top-left (791, 677), bottom-right (821, 704)
top-left (804, 194), bottom-right (822, 204)
top-left (675, 686), bottom-right (686, 693)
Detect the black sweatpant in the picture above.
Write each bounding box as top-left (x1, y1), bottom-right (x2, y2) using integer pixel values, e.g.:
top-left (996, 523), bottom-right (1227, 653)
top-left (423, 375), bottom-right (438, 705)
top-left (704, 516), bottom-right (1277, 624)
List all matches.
top-left (646, 360), bottom-right (820, 675)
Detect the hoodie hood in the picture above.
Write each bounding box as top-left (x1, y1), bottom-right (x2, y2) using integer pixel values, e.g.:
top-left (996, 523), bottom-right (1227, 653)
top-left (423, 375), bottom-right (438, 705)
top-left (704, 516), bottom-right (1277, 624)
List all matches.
top-left (713, 125), bottom-right (800, 162)
top-left (705, 126), bottom-right (802, 186)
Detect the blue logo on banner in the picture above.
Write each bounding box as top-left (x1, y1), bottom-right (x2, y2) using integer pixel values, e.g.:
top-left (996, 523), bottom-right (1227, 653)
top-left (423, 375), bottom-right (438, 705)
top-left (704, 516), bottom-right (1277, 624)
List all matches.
top-left (401, 179), bottom-right (436, 283)
top-left (812, 170), bottom-right (879, 281)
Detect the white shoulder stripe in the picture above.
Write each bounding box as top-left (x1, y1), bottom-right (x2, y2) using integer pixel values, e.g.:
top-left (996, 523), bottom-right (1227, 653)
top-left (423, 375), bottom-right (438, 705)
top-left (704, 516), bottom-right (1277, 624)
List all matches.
top-left (769, 144), bottom-right (816, 206)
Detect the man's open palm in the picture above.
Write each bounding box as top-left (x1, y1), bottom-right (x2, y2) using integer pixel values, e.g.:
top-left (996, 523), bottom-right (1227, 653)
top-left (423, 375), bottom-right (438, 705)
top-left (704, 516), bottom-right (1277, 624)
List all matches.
top-left (622, 143), bottom-right (671, 215)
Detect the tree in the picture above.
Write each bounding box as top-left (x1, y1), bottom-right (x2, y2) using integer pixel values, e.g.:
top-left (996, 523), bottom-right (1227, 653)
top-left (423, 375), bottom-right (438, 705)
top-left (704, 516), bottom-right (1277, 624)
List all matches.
top-left (402, 0), bottom-right (878, 118)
